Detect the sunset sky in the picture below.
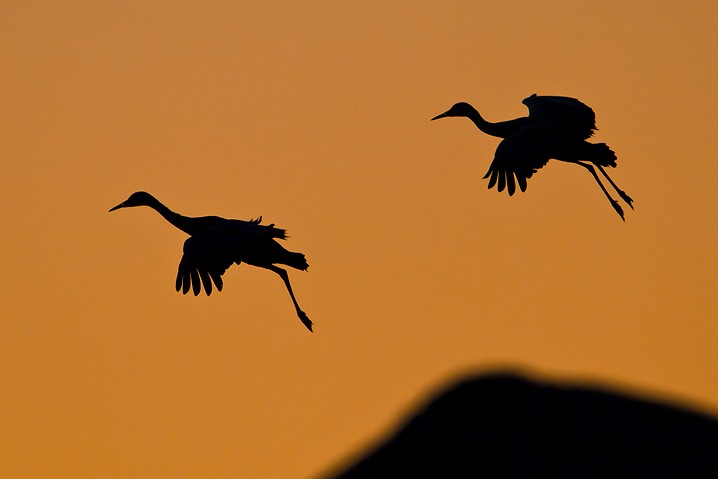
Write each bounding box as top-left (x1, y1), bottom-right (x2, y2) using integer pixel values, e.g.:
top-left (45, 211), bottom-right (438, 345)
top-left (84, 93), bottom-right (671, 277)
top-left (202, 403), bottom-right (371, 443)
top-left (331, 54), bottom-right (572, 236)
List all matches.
top-left (2, 1), bottom-right (718, 477)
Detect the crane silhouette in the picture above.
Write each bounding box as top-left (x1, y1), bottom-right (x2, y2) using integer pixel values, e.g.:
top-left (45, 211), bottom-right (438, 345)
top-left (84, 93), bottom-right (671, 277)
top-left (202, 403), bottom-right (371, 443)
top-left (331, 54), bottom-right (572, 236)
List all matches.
top-left (432, 94), bottom-right (634, 220)
top-left (109, 191), bottom-right (313, 331)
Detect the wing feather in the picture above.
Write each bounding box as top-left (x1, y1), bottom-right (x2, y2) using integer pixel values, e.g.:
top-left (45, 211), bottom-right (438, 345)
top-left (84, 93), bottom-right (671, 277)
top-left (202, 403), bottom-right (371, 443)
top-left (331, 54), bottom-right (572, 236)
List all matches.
top-left (506, 170), bottom-right (516, 196)
top-left (199, 269), bottom-right (212, 295)
top-left (517, 173), bottom-right (527, 193)
top-left (190, 269), bottom-right (201, 296)
top-left (181, 269), bottom-right (191, 294)
top-left (485, 168), bottom-right (498, 190)
top-left (209, 270), bottom-right (223, 292)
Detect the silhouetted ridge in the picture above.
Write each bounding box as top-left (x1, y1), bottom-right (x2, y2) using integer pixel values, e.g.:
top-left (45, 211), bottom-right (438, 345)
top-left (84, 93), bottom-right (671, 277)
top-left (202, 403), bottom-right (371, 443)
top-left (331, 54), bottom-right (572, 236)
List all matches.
top-left (432, 94), bottom-right (634, 220)
top-left (327, 372), bottom-right (718, 478)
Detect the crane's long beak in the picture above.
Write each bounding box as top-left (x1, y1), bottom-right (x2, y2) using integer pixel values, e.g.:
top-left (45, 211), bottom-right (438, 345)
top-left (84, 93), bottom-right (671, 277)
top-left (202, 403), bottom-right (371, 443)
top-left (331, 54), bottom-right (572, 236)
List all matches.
top-left (109, 202), bottom-right (125, 212)
top-left (431, 111), bottom-right (449, 121)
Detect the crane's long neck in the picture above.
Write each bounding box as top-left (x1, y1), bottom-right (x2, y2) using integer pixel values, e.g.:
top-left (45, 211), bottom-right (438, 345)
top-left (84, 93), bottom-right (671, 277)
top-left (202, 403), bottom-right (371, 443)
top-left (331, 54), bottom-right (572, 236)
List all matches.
top-left (465, 107), bottom-right (528, 139)
top-left (144, 196), bottom-right (198, 236)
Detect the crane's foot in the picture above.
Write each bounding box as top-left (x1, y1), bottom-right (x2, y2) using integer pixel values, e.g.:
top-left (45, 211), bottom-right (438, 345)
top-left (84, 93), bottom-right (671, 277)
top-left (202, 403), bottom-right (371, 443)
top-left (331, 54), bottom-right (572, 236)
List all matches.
top-left (619, 191), bottom-right (634, 210)
top-left (298, 310), bottom-right (313, 332)
top-left (611, 200), bottom-right (625, 221)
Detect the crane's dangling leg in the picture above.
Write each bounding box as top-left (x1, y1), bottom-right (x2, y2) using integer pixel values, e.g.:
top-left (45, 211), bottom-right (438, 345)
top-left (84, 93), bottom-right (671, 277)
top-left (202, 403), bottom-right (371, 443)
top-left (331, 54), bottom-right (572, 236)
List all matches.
top-left (597, 165), bottom-right (634, 209)
top-left (576, 162), bottom-right (625, 221)
top-left (266, 265), bottom-right (313, 332)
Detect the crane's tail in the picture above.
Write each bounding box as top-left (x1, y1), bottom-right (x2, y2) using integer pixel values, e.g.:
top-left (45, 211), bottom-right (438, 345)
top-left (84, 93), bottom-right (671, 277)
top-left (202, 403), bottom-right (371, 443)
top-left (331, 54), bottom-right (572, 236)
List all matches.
top-left (589, 142), bottom-right (617, 168)
top-left (282, 251), bottom-right (309, 271)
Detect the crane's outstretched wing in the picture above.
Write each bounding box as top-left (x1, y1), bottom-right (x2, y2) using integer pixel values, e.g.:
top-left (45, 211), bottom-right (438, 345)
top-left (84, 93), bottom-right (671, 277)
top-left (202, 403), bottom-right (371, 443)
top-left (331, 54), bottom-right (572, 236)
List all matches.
top-left (482, 127), bottom-right (554, 196)
top-left (243, 216), bottom-right (288, 240)
top-left (190, 215), bottom-right (288, 240)
top-left (522, 94), bottom-right (596, 139)
top-left (175, 224), bottom-right (265, 296)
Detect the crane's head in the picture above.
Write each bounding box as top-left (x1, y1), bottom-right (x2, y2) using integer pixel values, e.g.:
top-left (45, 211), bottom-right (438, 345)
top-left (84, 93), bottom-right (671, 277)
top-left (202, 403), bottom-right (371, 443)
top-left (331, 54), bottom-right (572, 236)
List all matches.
top-left (109, 191), bottom-right (157, 211)
top-left (431, 102), bottom-right (476, 121)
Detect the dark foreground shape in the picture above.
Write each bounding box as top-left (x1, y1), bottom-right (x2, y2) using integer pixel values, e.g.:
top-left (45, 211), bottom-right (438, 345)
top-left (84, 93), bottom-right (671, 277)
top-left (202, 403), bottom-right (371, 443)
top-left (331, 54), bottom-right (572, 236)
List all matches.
top-left (326, 372), bottom-right (718, 478)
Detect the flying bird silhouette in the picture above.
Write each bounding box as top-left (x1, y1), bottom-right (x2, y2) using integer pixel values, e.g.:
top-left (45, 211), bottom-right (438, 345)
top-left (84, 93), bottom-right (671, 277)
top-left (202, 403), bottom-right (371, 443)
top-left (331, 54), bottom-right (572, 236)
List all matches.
top-left (432, 94), bottom-right (634, 220)
top-left (109, 191), bottom-right (313, 331)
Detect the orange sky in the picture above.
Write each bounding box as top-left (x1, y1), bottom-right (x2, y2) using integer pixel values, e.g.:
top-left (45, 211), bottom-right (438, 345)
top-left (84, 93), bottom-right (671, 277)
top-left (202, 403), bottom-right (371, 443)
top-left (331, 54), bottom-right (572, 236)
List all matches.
top-left (2, 1), bottom-right (718, 477)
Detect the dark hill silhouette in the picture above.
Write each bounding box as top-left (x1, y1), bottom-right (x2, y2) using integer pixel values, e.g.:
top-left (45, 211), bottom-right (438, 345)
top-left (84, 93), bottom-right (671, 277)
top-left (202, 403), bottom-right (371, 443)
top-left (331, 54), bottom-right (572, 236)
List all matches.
top-left (432, 95), bottom-right (634, 220)
top-left (326, 372), bottom-right (718, 478)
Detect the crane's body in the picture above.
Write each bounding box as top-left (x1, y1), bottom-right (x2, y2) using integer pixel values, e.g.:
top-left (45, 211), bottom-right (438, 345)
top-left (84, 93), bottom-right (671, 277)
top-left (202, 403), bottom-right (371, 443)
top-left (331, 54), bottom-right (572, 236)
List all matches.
top-left (432, 94), bottom-right (633, 220)
top-left (110, 191), bottom-right (312, 331)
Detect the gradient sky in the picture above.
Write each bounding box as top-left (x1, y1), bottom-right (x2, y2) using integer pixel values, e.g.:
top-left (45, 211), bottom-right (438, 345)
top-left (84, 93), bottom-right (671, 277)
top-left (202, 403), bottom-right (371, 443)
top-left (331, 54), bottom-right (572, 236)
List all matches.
top-left (2, 1), bottom-right (717, 477)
